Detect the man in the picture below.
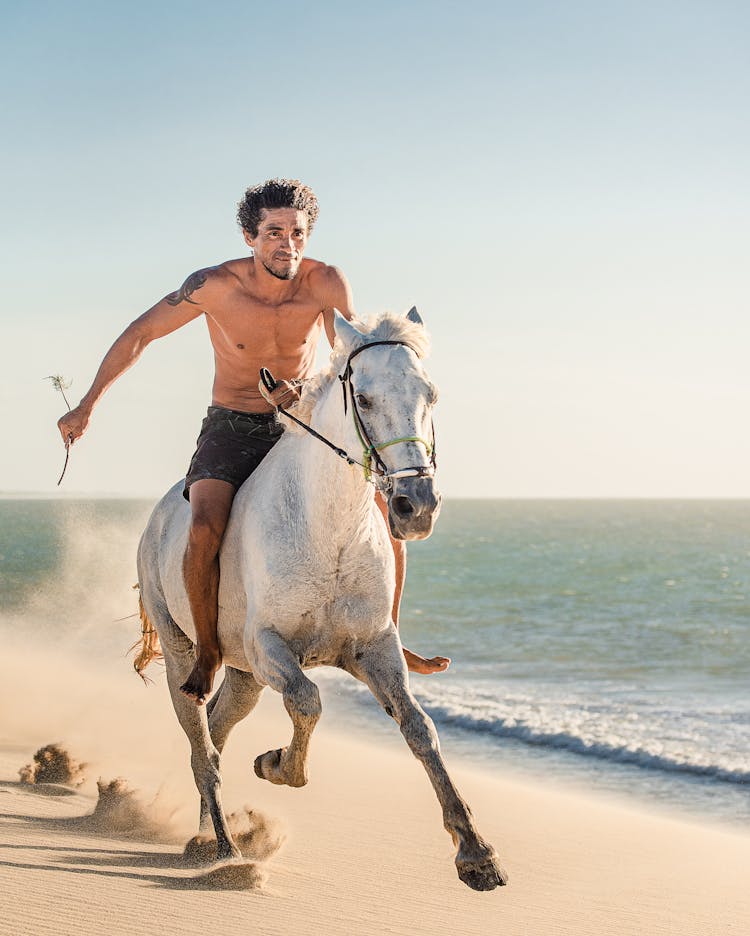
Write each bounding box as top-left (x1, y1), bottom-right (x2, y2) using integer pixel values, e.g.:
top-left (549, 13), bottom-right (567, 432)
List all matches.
top-left (58, 179), bottom-right (449, 704)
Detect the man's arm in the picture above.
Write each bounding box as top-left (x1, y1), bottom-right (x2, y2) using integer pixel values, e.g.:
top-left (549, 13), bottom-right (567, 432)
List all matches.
top-left (57, 270), bottom-right (210, 444)
top-left (320, 265), bottom-right (355, 345)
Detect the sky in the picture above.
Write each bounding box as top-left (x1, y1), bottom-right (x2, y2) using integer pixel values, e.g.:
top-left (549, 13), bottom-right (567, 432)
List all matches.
top-left (2, 0), bottom-right (748, 498)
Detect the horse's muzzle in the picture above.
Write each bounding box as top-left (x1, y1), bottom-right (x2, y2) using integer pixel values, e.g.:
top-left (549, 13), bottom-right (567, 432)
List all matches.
top-left (387, 477), bottom-right (442, 540)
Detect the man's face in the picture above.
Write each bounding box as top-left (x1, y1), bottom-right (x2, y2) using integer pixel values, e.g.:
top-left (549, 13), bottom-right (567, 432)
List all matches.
top-left (244, 208), bottom-right (309, 280)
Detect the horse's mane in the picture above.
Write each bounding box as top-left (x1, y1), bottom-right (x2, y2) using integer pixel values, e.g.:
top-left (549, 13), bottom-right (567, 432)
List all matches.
top-left (286, 311), bottom-right (431, 428)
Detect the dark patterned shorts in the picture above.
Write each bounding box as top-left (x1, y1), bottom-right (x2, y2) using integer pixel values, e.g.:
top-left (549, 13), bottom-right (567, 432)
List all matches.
top-left (183, 405), bottom-right (284, 500)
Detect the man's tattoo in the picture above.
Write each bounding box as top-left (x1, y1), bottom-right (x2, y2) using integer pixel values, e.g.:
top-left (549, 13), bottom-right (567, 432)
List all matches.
top-left (166, 269), bottom-right (208, 306)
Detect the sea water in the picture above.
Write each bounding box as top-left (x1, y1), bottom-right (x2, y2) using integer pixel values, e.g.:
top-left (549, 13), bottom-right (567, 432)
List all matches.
top-left (1, 498), bottom-right (748, 826)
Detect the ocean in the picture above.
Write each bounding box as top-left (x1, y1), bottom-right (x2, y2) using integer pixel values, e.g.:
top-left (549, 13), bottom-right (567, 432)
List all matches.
top-left (1, 497), bottom-right (748, 826)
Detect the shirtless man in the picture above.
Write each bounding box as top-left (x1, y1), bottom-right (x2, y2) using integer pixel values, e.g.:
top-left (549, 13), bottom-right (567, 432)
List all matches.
top-left (58, 178), bottom-right (449, 704)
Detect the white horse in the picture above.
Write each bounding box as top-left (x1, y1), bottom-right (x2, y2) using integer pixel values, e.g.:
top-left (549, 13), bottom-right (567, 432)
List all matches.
top-left (135, 308), bottom-right (507, 891)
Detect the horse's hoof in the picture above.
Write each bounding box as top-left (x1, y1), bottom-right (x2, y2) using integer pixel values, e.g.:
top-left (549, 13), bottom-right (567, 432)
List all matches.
top-left (254, 748), bottom-right (284, 784)
top-left (456, 852), bottom-right (508, 891)
top-left (183, 834), bottom-right (217, 865)
top-left (253, 748), bottom-right (307, 787)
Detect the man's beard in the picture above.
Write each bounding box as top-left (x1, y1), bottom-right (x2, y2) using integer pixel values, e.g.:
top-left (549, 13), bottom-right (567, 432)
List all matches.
top-left (262, 259), bottom-right (299, 281)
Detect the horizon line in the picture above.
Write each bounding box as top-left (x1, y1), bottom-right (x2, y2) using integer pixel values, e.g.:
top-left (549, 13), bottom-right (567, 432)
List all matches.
top-left (2, 492), bottom-right (749, 503)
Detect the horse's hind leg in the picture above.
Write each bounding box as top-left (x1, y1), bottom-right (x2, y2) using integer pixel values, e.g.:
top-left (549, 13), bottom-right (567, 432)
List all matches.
top-left (347, 628), bottom-right (508, 892)
top-left (251, 627), bottom-right (321, 788)
top-left (151, 609), bottom-right (240, 861)
top-left (207, 665), bottom-right (264, 753)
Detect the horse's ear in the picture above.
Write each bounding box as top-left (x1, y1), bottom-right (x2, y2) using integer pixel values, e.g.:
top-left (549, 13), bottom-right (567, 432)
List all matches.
top-left (406, 306), bottom-right (424, 326)
top-left (333, 310), bottom-right (363, 348)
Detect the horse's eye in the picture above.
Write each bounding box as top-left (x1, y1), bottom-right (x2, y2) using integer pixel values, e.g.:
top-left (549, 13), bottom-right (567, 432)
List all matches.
top-left (356, 393), bottom-right (371, 409)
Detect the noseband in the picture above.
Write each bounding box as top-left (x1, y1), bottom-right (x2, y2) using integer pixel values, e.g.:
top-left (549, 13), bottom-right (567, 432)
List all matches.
top-left (261, 340), bottom-right (437, 493)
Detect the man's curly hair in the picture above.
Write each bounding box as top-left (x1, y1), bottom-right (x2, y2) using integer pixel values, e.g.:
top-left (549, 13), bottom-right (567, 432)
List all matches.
top-left (237, 179), bottom-right (320, 238)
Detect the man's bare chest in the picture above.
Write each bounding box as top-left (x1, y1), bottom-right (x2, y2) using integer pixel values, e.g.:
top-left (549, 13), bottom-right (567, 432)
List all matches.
top-left (206, 293), bottom-right (324, 356)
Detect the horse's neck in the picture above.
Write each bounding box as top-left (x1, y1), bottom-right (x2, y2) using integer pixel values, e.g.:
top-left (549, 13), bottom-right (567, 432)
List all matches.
top-left (296, 378), bottom-right (374, 541)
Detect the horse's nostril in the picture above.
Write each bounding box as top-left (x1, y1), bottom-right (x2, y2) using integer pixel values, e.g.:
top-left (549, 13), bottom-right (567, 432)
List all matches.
top-left (393, 497), bottom-right (414, 517)
top-left (392, 495), bottom-right (415, 518)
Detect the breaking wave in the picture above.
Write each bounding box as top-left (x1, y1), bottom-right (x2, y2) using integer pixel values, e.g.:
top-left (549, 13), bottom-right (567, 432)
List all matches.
top-left (413, 683), bottom-right (750, 786)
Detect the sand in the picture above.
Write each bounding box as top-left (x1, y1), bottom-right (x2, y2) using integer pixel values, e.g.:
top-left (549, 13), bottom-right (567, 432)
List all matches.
top-left (1, 644), bottom-right (749, 936)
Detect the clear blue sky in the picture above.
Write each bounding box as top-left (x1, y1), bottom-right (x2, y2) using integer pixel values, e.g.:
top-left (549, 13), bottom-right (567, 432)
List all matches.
top-left (3, 1), bottom-right (748, 497)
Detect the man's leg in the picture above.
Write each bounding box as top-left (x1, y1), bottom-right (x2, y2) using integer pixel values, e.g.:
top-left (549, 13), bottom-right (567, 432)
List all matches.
top-left (180, 478), bottom-right (236, 704)
top-left (375, 492), bottom-right (450, 675)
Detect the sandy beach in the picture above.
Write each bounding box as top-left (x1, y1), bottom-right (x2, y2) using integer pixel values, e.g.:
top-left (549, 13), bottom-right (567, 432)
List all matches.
top-left (1, 639), bottom-right (748, 936)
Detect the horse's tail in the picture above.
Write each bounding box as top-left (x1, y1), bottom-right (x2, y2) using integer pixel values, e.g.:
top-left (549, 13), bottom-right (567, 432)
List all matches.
top-left (131, 586), bottom-right (163, 680)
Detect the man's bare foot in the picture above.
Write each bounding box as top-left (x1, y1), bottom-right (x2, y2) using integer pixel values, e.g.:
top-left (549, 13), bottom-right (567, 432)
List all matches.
top-left (179, 655), bottom-right (221, 705)
top-left (403, 647), bottom-right (451, 675)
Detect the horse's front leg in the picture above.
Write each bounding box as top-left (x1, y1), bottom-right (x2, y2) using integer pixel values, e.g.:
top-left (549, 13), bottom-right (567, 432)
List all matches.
top-left (192, 666), bottom-right (266, 839)
top-left (249, 626), bottom-right (321, 788)
top-left (348, 627), bottom-right (508, 892)
top-left (158, 633), bottom-right (240, 861)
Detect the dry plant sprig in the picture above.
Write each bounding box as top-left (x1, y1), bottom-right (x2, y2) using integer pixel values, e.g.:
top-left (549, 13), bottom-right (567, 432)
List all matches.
top-left (45, 374), bottom-right (73, 485)
top-left (46, 374), bottom-right (73, 409)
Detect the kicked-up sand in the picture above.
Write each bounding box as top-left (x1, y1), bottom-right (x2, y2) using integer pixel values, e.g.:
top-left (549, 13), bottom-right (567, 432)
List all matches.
top-left (1, 639), bottom-right (749, 936)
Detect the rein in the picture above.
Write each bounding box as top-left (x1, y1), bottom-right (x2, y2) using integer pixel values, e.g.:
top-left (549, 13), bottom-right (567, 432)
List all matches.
top-left (260, 339), bottom-right (436, 492)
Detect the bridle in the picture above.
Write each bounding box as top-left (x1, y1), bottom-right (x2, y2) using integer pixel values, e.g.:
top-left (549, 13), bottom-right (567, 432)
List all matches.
top-left (339, 341), bottom-right (436, 489)
top-left (260, 340), bottom-right (437, 493)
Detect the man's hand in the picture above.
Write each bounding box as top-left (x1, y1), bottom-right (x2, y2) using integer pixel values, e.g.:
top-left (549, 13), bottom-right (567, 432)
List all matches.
top-left (58, 404), bottom-right (91, 445)
top-left (258, 378), bottom-right (301, 409)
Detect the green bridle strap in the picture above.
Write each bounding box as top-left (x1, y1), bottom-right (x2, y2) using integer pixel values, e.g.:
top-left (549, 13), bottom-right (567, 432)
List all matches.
top-left (353, 422), bottom-right (434, 482)
top-left (374, 435), bottom-right (433, 455)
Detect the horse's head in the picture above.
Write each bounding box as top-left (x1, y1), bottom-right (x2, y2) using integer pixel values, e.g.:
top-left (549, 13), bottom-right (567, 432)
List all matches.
top-left (334, 308), bottom-right (442, 540)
